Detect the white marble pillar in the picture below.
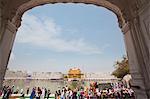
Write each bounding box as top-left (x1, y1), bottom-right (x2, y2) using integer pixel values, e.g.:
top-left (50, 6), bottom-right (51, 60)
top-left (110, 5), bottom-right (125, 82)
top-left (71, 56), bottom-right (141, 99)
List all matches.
top-left (138, 3), bottom-right (150, 97)
top-left (122, 23), bottom-right (148, 99)
top-left (0, 21), bottom-right (17, 90)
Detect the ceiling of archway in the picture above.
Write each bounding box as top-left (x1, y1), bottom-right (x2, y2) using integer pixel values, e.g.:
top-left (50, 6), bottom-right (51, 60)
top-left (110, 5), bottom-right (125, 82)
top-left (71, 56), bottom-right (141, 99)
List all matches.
top-left (1, 0), bottom-right (126, 28)
top-left (1, 0), bottom-right (149, 28)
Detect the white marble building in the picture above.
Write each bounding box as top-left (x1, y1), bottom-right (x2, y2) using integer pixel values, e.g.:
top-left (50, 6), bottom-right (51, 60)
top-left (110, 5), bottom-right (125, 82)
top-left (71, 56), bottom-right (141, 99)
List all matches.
top-left (4, 70), bottom-right (119, 92)
top-left (83, 72), bottom-right (119, 84)
top-left (3, 70), bottom-right (65, 93)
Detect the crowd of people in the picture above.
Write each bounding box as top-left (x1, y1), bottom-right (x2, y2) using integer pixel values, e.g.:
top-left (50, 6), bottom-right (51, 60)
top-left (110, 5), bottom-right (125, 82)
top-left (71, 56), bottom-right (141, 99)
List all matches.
top-left (0, 83), bottom-right (135, 99)
top-left (0, 86), bottom-right (52, 99)
top-left (54, 85), bottom-right (135, 99)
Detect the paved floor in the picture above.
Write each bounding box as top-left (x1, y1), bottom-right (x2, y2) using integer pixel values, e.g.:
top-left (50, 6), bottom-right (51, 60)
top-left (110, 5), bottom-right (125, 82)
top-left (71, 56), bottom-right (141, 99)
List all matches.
top-left (0, 94), bottom-right (55, 99)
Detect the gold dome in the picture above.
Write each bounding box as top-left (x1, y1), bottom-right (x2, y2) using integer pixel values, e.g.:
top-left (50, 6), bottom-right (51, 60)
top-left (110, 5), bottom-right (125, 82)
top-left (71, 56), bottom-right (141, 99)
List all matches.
top-left (68, 68), bottom-right (82, 78)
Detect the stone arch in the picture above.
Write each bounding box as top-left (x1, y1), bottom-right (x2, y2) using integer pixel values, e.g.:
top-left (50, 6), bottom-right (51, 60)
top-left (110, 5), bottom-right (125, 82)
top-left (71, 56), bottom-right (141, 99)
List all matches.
top-left (1, 0), bottom-right (150, 98)
top-left (11, 0), bottom-right (125, 29)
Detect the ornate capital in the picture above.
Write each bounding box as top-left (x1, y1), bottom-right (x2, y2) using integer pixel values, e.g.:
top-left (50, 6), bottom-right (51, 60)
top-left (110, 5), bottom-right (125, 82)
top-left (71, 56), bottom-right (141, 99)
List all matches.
top-left (6, 21), bottom-right (17, 33)
top-left (122, 22), bottom-right (130, 35)
top-left (11, 14), bottom-right (22, 28)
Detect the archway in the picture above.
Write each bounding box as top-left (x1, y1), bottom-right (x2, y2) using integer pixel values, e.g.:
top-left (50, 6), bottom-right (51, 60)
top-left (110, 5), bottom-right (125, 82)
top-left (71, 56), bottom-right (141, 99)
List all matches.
top-left (0, 0), bottom-right (150, 99)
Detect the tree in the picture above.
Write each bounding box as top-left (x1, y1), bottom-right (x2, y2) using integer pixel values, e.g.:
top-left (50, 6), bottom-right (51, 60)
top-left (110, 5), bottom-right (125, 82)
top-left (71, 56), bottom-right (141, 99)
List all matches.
top-left (112, 56), bottom-right (130, 78)
top-left (69, 81), bottom-right (82, 90)
top-left (64, 75), bottom-right (68, 79)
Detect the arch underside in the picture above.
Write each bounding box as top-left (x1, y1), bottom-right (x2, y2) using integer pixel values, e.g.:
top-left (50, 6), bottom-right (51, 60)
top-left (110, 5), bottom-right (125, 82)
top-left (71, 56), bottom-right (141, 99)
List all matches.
top-left (12, 0), bottom-right (125, 28)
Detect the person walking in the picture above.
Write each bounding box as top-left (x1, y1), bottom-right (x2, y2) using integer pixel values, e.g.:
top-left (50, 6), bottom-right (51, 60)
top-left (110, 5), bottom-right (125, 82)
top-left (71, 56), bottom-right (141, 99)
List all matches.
top-left (41, 88), bottom-right (45, 99)
top-left (2, 86), bottom-right (7, 99)
top-left (27, 88), bottom-right (30, 95)
top-left (45, 88), bottom-right (47, 98)
top-left (47, 90), bottom-right (51, 99)
top-left (55, 91), bottom-right (59, 99)
top-left (61, 90), bottom-right (65, 99)
top-left (20, 88), bottom-right (24, 97)
top-left (30, 88), bottom-right (36, 99)
top-left (36, 87), bottom-right (42, 99)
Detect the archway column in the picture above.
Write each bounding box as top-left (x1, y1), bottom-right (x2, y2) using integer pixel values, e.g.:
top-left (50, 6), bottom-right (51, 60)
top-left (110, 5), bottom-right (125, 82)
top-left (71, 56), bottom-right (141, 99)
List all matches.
top-left (121, 1), bottom-right (150, 98)
top-left (122, 22), bottom-right (148, 98)
top-left (0, 21), bottom-right (17, 90)
top-left (138, 3), bottom-right (150, 97)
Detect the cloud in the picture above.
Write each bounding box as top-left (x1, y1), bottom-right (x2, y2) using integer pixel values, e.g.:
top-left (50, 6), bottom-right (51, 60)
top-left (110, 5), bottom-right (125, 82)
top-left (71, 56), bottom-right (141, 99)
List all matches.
top-left (16, 13), bottom-right (106, 54)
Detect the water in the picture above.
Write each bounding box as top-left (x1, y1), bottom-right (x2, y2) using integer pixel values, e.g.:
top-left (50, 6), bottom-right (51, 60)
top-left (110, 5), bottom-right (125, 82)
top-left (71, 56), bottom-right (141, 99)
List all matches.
top-left (3, 79), bottom-right (65, 94)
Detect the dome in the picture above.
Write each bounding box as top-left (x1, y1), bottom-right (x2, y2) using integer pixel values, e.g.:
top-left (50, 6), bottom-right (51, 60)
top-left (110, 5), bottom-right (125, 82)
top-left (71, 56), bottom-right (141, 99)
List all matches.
top-left (68, 68), bottom-right (82, 79)
top-left (68, 68), bottom-right (81, 75)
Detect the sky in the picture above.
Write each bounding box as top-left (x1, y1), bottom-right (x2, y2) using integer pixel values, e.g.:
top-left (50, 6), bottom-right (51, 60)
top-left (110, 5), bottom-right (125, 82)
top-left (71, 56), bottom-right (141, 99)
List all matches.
top-left (8, 3), bottom-right (126, 73)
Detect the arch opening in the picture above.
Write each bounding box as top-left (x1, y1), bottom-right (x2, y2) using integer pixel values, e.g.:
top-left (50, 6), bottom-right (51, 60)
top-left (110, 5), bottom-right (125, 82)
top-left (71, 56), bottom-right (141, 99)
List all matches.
top-left (6, 3), bottom-right (127, 95)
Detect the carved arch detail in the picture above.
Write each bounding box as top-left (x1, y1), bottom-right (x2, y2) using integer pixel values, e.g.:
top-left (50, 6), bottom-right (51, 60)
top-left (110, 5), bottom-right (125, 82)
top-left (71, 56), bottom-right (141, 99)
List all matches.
top-left (11, 0), bottom-right (125, 28)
